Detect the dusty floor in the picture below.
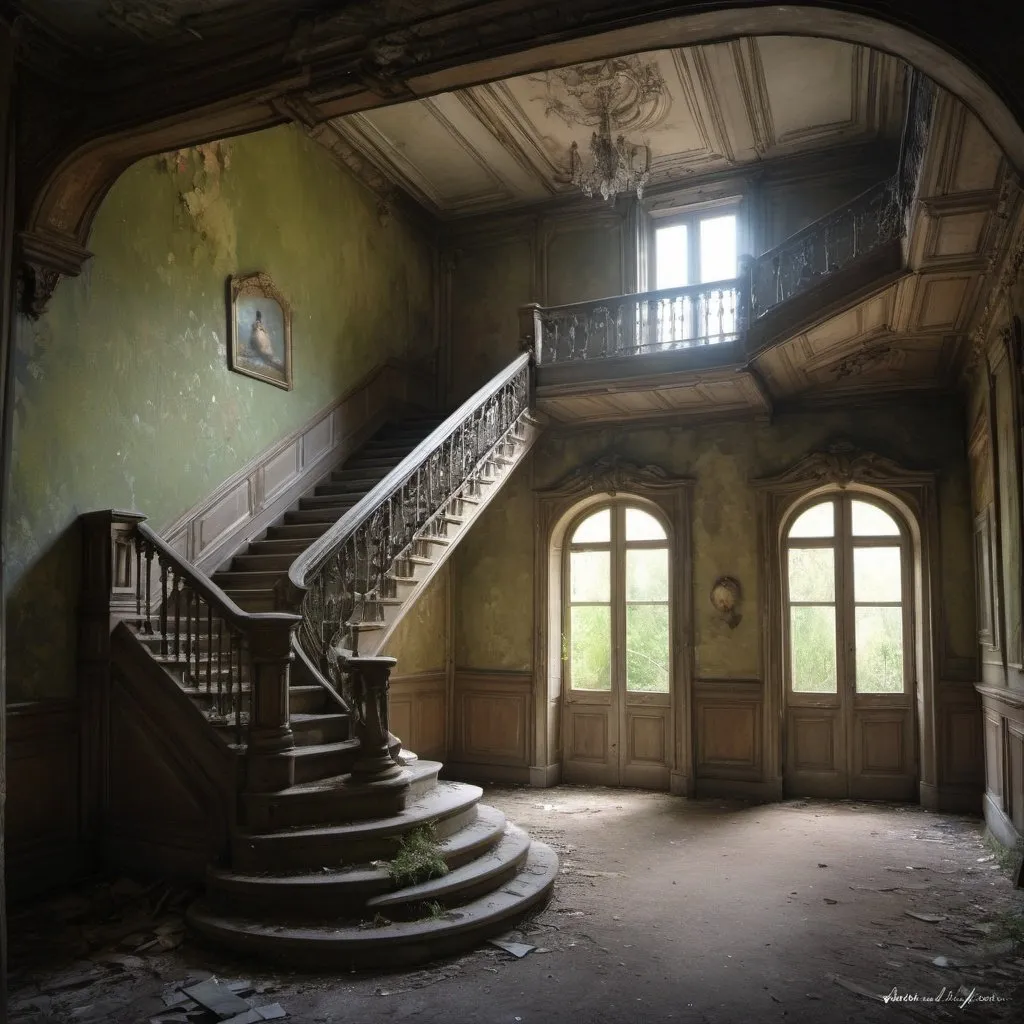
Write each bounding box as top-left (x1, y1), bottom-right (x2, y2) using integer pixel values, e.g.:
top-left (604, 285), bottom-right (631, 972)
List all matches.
top-left (9, 787), bottom-right (1024, 1024)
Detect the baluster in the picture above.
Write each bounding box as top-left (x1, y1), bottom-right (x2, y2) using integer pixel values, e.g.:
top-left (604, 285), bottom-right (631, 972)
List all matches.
top-left (159, 558), bottom-right (169, 656)
top-left (216, 614), bottom-right (223, 697)
top-left (184, 587), bottom-right (194, 680)
top-left (195, 594), bottom-right (203, 686)
top-left (717, 290), bottom-right (725, 341)
top-left (172, 573), bottom-right (182, 662)
top-left (134, 539), bottom-right (142, 620)
top-left (144, 544), bottom-right (153, 634)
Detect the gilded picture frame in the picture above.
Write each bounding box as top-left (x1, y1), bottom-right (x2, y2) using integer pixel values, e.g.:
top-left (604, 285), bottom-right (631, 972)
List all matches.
top-left (227, 272), bottom-right (293, 390)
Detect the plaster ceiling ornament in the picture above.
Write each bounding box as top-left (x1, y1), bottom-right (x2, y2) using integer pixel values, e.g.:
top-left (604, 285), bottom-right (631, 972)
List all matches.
top-left (831, 343), bottom-right (895, 379)
top-left (537, 57), bottom-right (668, 202)
top-left (710, 576), bottom-right (742, 629)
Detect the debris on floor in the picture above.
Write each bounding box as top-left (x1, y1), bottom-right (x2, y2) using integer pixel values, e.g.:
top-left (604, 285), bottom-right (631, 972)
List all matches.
top-left (488, 936), bottom-right (537, 958)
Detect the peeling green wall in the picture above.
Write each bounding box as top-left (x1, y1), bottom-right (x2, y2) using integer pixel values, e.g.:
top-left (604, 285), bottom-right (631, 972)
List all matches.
top-left (455, 396), bottom-right (973, 679)
top-left (453, 462), bottom-right (535, 672)
top-left (383, 566), bottom-right (449, 676)
top-left (7, 125), bottom-right (435, 701)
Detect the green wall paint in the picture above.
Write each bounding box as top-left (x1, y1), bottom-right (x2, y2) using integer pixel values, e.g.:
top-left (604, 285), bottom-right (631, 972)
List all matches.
top-left (7, 125), bottom-right (435, 701)
top-left (383, 566), bottom-right (449, 676)
top-left (455, 397), bottom-right (973, 679)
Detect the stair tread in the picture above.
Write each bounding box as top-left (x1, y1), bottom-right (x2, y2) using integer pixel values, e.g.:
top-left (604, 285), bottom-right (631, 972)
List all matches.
top-left (266, 757), bottom-right (437, 797)
top-left (208, 805), bottom-right (508, 890)
top-left (367, 823), bottom-right (531, 908)
top-left (241, 777), bottom-right (477, 842)
top-left (186, 841), bottom-right (558, 960)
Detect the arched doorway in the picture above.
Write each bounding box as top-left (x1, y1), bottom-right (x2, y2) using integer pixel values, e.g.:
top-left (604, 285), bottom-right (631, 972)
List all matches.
top-left (560, 499), bottom-right (674, 788)
top-left (782, 491), bottom-right (918, 799)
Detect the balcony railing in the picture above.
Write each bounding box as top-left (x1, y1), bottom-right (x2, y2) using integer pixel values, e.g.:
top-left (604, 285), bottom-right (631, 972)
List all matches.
top-left (521, 277), bottom-right (746, 365)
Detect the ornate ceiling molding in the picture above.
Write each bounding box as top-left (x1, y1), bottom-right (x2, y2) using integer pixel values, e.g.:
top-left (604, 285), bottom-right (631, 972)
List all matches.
top-left (754, 441), bottom-right (933, 490)
top-left (540, 452), bottom-right (694, 497)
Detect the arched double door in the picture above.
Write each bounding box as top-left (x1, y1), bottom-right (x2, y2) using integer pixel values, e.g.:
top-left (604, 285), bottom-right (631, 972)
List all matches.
top-left (560, 500), bottom-right (673, 789)
top-left (783, 492), bottom-right (918, 799)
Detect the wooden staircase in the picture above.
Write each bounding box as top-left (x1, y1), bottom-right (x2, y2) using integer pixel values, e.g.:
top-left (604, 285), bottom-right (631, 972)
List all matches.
top-left (92, 354), bottom-right (553, 968)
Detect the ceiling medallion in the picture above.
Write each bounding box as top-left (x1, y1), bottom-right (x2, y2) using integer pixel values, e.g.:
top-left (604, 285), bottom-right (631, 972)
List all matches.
top-left (537, 57), bottom-right (668, 203)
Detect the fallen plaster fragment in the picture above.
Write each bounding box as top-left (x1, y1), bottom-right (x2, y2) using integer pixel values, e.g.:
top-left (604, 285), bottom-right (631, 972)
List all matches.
top-left (827, 974), bottom-right (883, 1002)
top-left (182, 979), bottom-right (251, 1018)
top-left (489, 938), bottom-right (537, 958)
top-left (904, 911), bottom-right (947, 923)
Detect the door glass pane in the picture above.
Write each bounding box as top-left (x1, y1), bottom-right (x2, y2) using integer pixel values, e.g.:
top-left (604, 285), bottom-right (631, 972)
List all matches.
top-left (626, 548), bottom-right (669, 602)
top-left (570, 550), bottom-right (610, 602)
top-left (855, 606), bottom-right (904, 693)
top-left (790, 605), bottom-right (837, 693)
top-left (626, 604), bottom-right (670, 692)
top-left (656, 224), bottom-right (688, 289)
top-left (625, 507), bottom-right (666, 541)
top-left (789, 502), bottom-right (834, 538)
top-left (852, 500), bottom-right (900, 536)
top-left (700, 214), bottom-right (737, 283)
top-left (788, 547), bottom-right (835, 602)
top-left (854, 547), bottom-right (902, 603)
top-left (570, 605), bottom-right (611, 690)
top-left (572, 509), bottom-right (610, 543)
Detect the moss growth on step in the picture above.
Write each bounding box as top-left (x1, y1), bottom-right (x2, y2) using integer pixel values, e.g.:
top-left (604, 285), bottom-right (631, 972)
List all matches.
top-left (387, 825), bottom-right (449, 888)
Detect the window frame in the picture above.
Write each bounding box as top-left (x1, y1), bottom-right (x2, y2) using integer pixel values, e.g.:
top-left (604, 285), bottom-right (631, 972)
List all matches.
top-left (563, 500), bottom-right (673, 701)
top-left (648, 198), bottom-right (742, 292)
top-left (782, 492), bottom-right (914, 707)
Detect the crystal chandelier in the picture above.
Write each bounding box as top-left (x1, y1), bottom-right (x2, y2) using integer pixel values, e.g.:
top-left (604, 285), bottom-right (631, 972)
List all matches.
top-left (569, 108), bottom-right (651, 203)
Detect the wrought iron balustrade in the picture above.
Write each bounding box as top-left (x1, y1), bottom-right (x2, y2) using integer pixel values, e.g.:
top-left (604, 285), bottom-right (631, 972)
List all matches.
top-left (522, 278), bottom-right (746, 365)
top-left (286, 353), bottom-right (532, 696)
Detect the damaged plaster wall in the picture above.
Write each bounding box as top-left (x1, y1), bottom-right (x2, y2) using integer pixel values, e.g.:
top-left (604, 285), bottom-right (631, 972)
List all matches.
top-left (6, 124), bottom-right (435, 701)
top-left (382, 566), bottom-right (449, 676)
top-left (455, 396), bottom-right (976, 681)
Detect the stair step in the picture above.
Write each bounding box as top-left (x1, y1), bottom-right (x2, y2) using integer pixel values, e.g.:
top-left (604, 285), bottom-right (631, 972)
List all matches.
top-left (204, 805), bottom-right (508, 917)
top-left (292, 740), bottom-right (363, 785)
top-left (242, 759), bottom-right (441, 830)
top-left (246, 537), bottom-right (310, 555)
top-left (290, 685), bottom-right (330, 715)
top-left (212, 570), bottom-right (283, 590)
top-left (367, 823), bottom-right (531, 911)
top-left (316, 479), bottom-right (377, 496)
top-left (333, 461), bottom-right (400, 476)
top-left (186, 841), bottom-right (558, 968)
top-left (223, 589), bottom-right (276, 612)
top-left (300, 493), bottom-right (363, 509)
top-left (266, 522), bottom-right (332, 540)
top-left (231, 552), bottom-right (296, 572)
top-left (232, 780), bottom-right (482, 871)
top-left (284, 509), bottom-right (348, 525)
top-left (290, 712), bottom-right (350, 745)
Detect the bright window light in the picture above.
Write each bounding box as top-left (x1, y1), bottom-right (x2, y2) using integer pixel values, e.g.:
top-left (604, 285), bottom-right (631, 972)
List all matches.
top-left (700, 214), bottom-right (737, 283)
top-left (655, 224), bottom-right (688, 290)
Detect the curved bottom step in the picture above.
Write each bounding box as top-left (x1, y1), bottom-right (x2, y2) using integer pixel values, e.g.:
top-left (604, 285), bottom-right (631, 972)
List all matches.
top-left (186, 841), bottom-right (558, 969)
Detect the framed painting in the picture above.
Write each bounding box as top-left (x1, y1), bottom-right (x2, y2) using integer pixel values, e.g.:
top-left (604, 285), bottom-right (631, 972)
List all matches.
top-left (227, 272), bottom-right (293, 390)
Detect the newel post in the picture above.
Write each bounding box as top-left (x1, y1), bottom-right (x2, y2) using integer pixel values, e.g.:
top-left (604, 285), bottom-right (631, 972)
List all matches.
top-left (519, 303), bottom-right (543, 365)
top-left (78, 509), bottom-right (146, 863)
top-left (245, 618), bottom-right (299, 792)
top-left (346, 657), bottom-right (406, 783)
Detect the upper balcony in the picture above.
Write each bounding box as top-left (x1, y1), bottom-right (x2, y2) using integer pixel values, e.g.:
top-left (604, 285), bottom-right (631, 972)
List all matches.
top-left (519, 70), bottom-right (1011, 425)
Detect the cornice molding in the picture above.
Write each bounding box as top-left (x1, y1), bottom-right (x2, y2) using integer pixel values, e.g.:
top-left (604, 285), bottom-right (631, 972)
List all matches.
top-left (539, 452), bottom-right (694, 497)
top-left (17, 227), bottom-right (91, 319)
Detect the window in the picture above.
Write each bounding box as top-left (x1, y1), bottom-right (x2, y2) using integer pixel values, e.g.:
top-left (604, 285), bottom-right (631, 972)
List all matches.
top-left (566, 503), bottom-right (670, 693)
top-left (785, 495), bottom-right (909, 696)
top-left (649, 206), bottom-right (739, 346)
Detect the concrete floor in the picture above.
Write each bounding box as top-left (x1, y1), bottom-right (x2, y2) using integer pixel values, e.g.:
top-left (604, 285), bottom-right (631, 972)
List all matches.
top-left (9, 786), bottom-right (1024, 1024)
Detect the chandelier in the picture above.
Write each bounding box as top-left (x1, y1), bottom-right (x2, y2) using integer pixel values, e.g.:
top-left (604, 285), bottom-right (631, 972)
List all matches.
top-left (569, 108), bottom-right (651, 203)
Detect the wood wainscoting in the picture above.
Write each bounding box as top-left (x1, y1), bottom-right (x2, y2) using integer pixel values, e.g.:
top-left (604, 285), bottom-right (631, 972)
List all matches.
top-left (693, 679), bottom-right (780, 800)
top-left (977, 685), bottom-right (1024, 849)
top-left (934, 681), bottom-right (984, 812)
top-left (6, 701), bottom-right (82, 902)
top-left (447, 670), bottom-right (533, 784)
top-left (161, 357), bottom-right (430, 575)
top-left (389, 671), bottom-right (448, 762)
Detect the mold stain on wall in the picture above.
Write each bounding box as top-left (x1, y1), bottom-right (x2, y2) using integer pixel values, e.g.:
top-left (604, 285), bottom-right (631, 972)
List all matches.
top-left (6, 124), bottom-right (435, 701)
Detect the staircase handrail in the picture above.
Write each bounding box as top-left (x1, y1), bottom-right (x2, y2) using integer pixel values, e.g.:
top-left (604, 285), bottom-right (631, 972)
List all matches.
top-left (285, 352), bottom-right (532, 678)
top-left (135, 520), bottom-right (301, 632)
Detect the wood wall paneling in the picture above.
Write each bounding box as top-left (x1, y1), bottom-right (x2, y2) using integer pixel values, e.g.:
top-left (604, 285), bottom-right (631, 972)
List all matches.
top-left (452, 671), bottom-right (532, 768)
top-left (977, 688), bottom-right (1024, 849)
top-left (389, 671), bottom-right (448, 761)
top-left (5, 702), bottom-right (82, 901)
top-left (694, 681), bottom-right (763, 780)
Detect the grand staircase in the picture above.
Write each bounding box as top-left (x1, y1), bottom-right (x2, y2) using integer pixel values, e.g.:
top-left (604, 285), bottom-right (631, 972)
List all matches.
top-left (89, 353), bottom-right (553, 968)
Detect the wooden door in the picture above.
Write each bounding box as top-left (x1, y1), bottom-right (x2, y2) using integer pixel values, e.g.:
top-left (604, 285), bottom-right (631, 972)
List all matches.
top-left (562, 503), bottom-right (672, 788)
top-left (783, 495), bottom-right (917, 800)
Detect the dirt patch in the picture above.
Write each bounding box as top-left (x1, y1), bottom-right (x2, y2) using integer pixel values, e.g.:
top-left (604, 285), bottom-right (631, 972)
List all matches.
top-left (9, 788), bottom-right (1024, 1023)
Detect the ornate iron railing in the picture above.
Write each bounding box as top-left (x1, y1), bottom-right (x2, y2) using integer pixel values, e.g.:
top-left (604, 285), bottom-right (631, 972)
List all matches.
top-left (896, 69), bottom-right (936, 222)
top-left (286, 353), bottom-right (532, 697)
top-left (748, 177), bottom-right (902, 319)
top-left (523, 277), bottom-right (746, 365)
